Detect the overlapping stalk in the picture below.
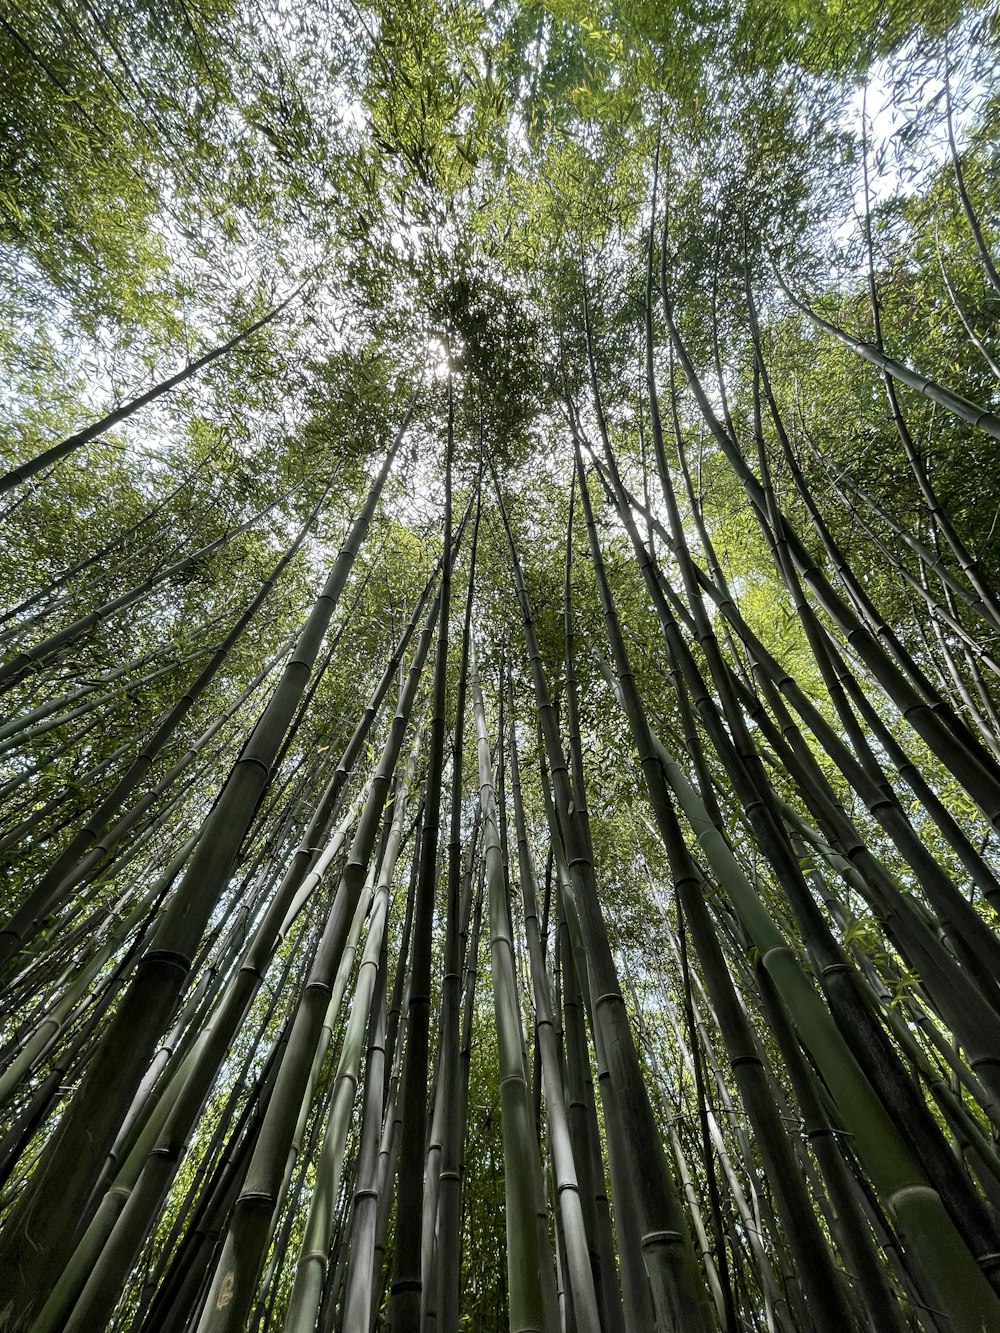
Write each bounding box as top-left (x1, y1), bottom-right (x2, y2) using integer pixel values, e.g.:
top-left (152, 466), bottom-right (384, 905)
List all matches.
top-left (470, 643), bottom-right (553, 1333)
top-left (0, 406), bottom-right (413, 1326)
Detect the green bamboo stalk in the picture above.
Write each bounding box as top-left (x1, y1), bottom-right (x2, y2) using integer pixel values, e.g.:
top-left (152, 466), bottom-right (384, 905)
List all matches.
top-left (338, 905), bottom-right (391, 1333)
top-left (540, 628), bottom-right (656, 1332)
top-left (0, 459), bottom-right (213, 632)
top-left (367, 825), bottom-right (424, 1331)
top-left (193, 577), bottom-right (439, 1333)
top-left (0, 634), bottom-right (199, 747)
top-left (753, 959), bottom-right (912, 1333)
top-left (33, 788), bottom-right (359, 1332)
top-left (557, 889), bottom-right (625, 1333)
top-left (508, 681), bottom-right (602, 1333)
top-left (495, 458), bottom-right (711, 1332)
top-left (0, 291), bottom-right (302, 494)
top-left (0, 631), bottom-right (297, 967)
top-left (0, 489), bottom-right (326, 965)
top-left (743, 398), bottom-right (1000, 1050)
top-left (136, 1009), bottom-right (294, 1333)
top-left (596, 631), bottom-right (1000, 1330)
top-left (431, 483), bottom-right (480, 1333)
top-left (390, 404), bottom-right (455, 1333)
top-left (471, 643), bottom-right (553, 1333)
top-left (0, 409), bottom-right (412, 1327)
top-left (576, 450), bottom-right (859, 1333)
top-left (656, 999), bottom-right (787, 1333)
top-left (659, 274), bottom-right (1000, 827)
top-left (592, 443), bottom-right (1000, 1135)
top-left (0, 483), bottom-right (296, 692)
top-left (282, 727), bottom-right (420, 1332)
top-left (774, 272), bottom-right (1000, 442)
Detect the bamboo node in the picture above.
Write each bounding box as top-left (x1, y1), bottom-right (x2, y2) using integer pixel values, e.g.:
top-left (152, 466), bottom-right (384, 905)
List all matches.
top-left (237, 1190), bottom-right (279, 1210)
top-left (641, 1230), bottom-right (684, 1249)
top-left (888, 1183), bottom-right (940, 1214)
top-left (141, 949), bottom-right (191, 975)
top-left (238, 754), bottom-right (272, 778)
top-left (761, 945), bottom-right (796, 968)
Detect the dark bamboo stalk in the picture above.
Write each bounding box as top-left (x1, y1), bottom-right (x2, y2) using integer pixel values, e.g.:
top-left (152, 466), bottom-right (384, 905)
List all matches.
top-left (391, 403), bottom-right (454, 1333)
top-left (492, 459), bottom-right (712, 1333)
top-left (508, 673), bottom-right (601, 1333)
top-left (433, 480), bottom-right (480, 1333)
top-left (576, 448), bottom-right (860, 1333)
top-left (0, 483), bottom-right (295, 693)
top-left (0, 409), bottom-right (411, 1327)
top-left (194, 573), bottom-right (438, 1333)
top-left (0, 292), bottom-right (302, 494)
top-left (0, 492), bottom-right (325, 965)
top-left (0, 457), bottom-right (213, 629)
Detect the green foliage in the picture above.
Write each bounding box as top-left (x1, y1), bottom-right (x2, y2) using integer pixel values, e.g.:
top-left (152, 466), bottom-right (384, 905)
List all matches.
top-left (4, 0), bottom-right (1000, 1329)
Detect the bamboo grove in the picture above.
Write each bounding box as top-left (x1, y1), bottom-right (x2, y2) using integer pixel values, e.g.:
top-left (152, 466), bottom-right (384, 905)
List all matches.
top-left (3, 0), bottom-right (1000, 1330)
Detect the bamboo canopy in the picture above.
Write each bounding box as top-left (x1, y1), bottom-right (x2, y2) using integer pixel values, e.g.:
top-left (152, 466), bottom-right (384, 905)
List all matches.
top-left (3, 2), bottom-right (1000, 1332)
